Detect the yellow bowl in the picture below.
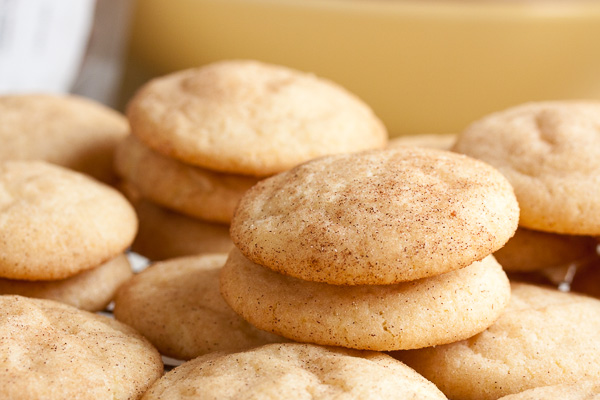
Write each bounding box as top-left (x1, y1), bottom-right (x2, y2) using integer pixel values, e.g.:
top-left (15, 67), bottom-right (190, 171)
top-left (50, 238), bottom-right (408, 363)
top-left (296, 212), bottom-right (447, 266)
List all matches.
top-left (127, 0), bottom-right (600, 137)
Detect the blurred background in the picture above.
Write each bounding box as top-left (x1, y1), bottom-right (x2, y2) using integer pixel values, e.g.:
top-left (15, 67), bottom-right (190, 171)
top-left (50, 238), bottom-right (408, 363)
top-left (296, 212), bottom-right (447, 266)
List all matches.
top-left (2, 0), bottom-right (600, 137)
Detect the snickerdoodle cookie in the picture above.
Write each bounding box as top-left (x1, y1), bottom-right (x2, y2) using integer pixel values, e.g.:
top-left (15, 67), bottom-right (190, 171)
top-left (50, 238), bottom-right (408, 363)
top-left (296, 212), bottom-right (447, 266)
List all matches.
top-left (131, 200), bottom-right (233, 261)
top-left (0, 94), bottom-right (128, 184)
top-left (231, 147), bottom-right (519, 285)
top-left (453, 101), bottom-right (600, 234)
top-left (0, 295), bottom-right (163, 399)
top-left (113, 254), bottom-right (282, 360)
top-left (220, 249), bottom-right (510, 351)
top-left (127, 60), bottom-right (388, 176)
top-left (0, 254), bottom-right (132, 311)
top-left (394, 282), bottom-right (600, 400)
top-left (141, 343), bottom-right (448, 400)
top-left (494, 227), bottom-right (598, 272)
top-left (497, 381), bottom-right (600, 400)
top-left (0, 161), bottom-right (137, 280)
top-left (115, 135), bottom-right (259, 223)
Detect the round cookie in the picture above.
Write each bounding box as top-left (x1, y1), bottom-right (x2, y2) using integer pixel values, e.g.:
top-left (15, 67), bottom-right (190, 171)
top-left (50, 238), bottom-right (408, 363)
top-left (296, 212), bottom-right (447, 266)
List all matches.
top-left (115, 135), bottom-right (260, 223)
top-left (394, 282), bottom-right (600, 400)
top-left (131, 200), bottom-right (233, 261)
top-left (0, 254), bottom-right (132, 311)
top-left (0, 94), bottom-right (128, 184)
top-left (113, 254), bottom-right (283, 360)
top-left (452, 101), bottom-right (600, 235)
top-left (494, 227), bottom-right (599, 272)
top-left (220, 248), bottom-right (510, 351)
top-left (497, 382), bottom-right (600, 400)
top-left (231, 147), bottom-right (519, 285)
top-left (127, 59), bottom-right (388, 176)
top-left (141, 343), bottom-right (448, 400)
top-left (0, 161), bottom-right (138, 280)
top-left (387, 133), bottom-right (457, 150)
top-left (0, 295), bottom-right (163, 399)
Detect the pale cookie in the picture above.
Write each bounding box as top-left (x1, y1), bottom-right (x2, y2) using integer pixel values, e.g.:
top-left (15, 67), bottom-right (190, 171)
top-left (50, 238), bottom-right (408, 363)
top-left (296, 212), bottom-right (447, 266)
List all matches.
top-left (0, 94), bottom-right (128, 184)
top-left (494, 227), bottom-right (599, 272)
top-left (141, 343), bottom-right (448, 400)
top-left (220, 249), bottom-right (510, 351)
top-left (231, 147), bottom-right (519, 285)
top-left (0, 295), bottom-right (163, 400)
top-left (131, 200), bottom-right (233, 261)
top-left (113, 254), bottom-right (283, 360)
top-left (498, 381), bottom-right (600, 400)
top-left (394, 282), bottom-right (600, 400)
top-left (0, 161), bottom-right (138, 280)
top-left (115, 135), bottom-right (259, 223)
top-left (387, 133), bottom-right (457, 150)
top-left (452, 101), bottom-right (600, 235)
top-left (127, 60), bottom-right (388, 176)
top-left (0, 254), bottom-right (132, 311)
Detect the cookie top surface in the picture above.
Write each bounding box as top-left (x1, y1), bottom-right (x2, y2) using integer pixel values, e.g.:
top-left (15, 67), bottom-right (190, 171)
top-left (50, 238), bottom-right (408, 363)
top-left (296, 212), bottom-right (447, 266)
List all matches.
top-left (0, 254), bottom-right (133, 311)
top-left (141, 343), bottom-right (447, 400)
top-left (113, 253), bottom-right (282, 360)
top-left (494, 227), bottom-right (599, 272)
top-left (395, 283), bottom-right (600, 400)
top-left (131, 200), bottom-right (233, 261)
top-left (0, 94), bottom-right (128, 184)
top-left (0, 161), bottom-right (138, 280)
top-left (0, 295), bottom-right (163, 400)
top-left (497, 381), bottom-right (600, 400)
top-left (220, 249), bottom-right (510, 351)
top-left (115, 135), bottom-right (259, 223)
top-left (231, 147), bottom-right (519, 285)
top-left (452, 101), bottom-right (600, 235)
top-left (127, 60), bottom-right (388, 176)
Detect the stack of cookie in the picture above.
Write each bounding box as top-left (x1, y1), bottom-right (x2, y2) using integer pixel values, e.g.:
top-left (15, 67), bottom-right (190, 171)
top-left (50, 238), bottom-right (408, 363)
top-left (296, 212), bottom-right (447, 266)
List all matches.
top-left (0, 161), bottom-right (137, 311)
top-left (115, 59), bottom-right (388, 261)
top-left (221, 146), bottom-right (520, 351)
top-left (452, 101), bottom-right (600, 283)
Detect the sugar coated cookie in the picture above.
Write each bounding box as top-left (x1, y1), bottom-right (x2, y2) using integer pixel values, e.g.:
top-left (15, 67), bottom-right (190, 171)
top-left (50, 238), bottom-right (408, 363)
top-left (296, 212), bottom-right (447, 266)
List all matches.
top-left (497, 381), bottom-right (600, 400)
top-left (127, 60), bottom-right (388, 176)
top-left (494, 227), bottom-right (599, 272)
top-left (0, 161), bottom-right (138, 280)
top-left (141, 343), bottom-right (448, 400)
top-left (394, 282), bottom-right (600, 400)
top-left (453, 101), bottom-right (600, 235)
top-left (0, 295), bottom-right (163, 399)
top-left (113, 254), bottom-right (283, 360)
top-left (0, 254), bottom-right (132, 311)
top-left (131, 200), bottom-right (233, 261)
top-left (220, 249), bottom-right (510, 351)
top-left (0, 94), bottom-right (128, 184)
top-left (231, 147), bottom-right (519, 285)
top-left (115, 135), bottom-right (259, 223)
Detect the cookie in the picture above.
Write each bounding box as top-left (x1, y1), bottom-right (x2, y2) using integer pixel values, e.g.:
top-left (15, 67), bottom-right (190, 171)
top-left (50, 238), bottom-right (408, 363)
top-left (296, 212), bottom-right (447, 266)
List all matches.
top-left (0, 94), bottom-right (128, 184)
top-left (0, 295), bottom-right (163, 399)
top-left (231, 147), bottom-right (519, 285)
top-left (387, 133), bottom-right (457, 150)
top-left (497, 381), bottom-right (600, 400)
top-left (452, 101), bottom-right (600, 235)
top-left (127, 60), bottom-right (388, 176)
top-left (114, 135), bottom-right (259, 223)
top-left (0, 254), bottom-right (132, 311)
top-left (494, 227), bottom-right (599, 272)
top-left (220, 248), bottom-right (510, 351)
top-left (141, 343), bottom-right (448, 400)
top-left (131, 200), bottom-right (233, 261)
top-left (113, 254), bottom-right (282, 360)
top-left (394, 282), bottom-right (600, 400)
top-left (0, 161), bottom-right (138, 280)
